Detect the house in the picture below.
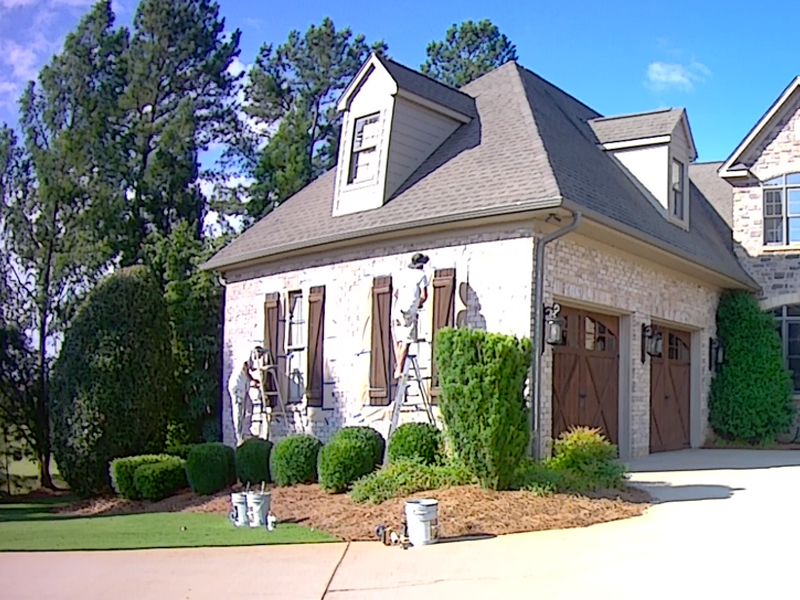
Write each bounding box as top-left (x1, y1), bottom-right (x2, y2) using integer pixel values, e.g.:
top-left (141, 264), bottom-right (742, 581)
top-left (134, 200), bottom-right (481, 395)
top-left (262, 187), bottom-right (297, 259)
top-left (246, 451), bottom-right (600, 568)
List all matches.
top-left (203, 53), bottom-right (784, 459)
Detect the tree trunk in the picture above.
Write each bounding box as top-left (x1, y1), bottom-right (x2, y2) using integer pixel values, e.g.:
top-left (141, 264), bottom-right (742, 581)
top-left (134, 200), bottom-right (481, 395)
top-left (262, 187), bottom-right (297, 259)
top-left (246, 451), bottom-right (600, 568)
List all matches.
top-left (39, 449), bottom-right (54, 490)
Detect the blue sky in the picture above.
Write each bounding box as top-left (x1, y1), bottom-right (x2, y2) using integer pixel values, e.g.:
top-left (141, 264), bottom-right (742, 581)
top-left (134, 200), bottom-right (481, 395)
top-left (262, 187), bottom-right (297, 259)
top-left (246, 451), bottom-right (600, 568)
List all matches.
top-left (1, 0), bottom-right (799, 162)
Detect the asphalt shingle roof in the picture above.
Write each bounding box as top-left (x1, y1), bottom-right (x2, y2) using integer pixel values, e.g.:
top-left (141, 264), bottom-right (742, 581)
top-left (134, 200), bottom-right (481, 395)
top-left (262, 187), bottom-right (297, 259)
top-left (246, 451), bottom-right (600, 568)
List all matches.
top-left (589, 108), bottom-right (684, 144)
top-left (689, 161), bottom-right (733, 228)
top-left (205, 61), bottom-right (755, 289)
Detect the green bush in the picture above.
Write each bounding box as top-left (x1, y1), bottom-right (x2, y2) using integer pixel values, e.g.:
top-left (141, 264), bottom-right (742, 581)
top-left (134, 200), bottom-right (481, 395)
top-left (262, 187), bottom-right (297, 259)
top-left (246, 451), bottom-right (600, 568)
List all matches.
top-left (51, 266), bottom-right (175, 497)
top-left (185, 442), bottom-right (236, 495)
top-left (270, 435), bottom-right (323, 486)
top-left (163, 444), bottom-right (197, 460)
top-left (318, 437), bottom-right (375, 493)
top-left (709, 291), bottom-right (796, 443)
top-left (350, 458), bottom-right (475, 504)
top-left (110, 454), bottom-right (173, 500)
top-left (133, 457), bottom-right (188, 501)
top-left (388, 423), bottom-right (442, 465)
top-left (547, 427), bottom-right (626, 491)
top-left (235, 438), bottom-right (273, 486)
top-left (335, 427), bottom-right (385, 468)
top-left (434, 327), bottom-right (532, 490)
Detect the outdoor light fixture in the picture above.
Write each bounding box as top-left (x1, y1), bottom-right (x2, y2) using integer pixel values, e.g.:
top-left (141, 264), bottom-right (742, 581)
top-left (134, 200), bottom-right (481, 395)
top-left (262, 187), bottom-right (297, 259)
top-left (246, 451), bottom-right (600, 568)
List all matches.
top-left (543, 302), bottom-right (565, 347)
top-left (641, 324), bottom-right (663, 362)
top-left (709, 337), bottom-right (724, 372)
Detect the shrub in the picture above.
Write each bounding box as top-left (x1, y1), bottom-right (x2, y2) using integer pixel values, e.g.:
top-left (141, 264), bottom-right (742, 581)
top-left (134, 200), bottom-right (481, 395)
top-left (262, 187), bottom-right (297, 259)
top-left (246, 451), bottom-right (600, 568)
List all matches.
top-left (388, 423), bottom-right (442, 465)
top-left (336, 427), bottom-right (385, 468)
top-left (270, 435), bottom-right (323, 486)
top-left (110, 454), bottom-right (174, 500)
top-left (185, 442), bottom-right (236, 495)
top-left (163, 444), bottom-right (197, 460)
top-left (318, 437), bottom-right (375, 493)
top-left (51, 266), bottom-right (175, 497)
top-left (235, 438), bottom-right (273, 486)
top-left (547, 427), bottom-right (626, 491)
top-left (133, 457), bottom-right (188, 501)
top-left (350, 458), bottom-right (475, 504)
top-left (434, 327), bottom-right (532, 490)
top-left (709, 291), bottom-right (795, 443)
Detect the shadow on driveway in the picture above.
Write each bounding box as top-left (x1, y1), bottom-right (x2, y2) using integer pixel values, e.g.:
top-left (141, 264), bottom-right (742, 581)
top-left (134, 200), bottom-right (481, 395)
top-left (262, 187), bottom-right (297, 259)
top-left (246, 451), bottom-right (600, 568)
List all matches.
top-left (629, 481), bottom-right (744, 503)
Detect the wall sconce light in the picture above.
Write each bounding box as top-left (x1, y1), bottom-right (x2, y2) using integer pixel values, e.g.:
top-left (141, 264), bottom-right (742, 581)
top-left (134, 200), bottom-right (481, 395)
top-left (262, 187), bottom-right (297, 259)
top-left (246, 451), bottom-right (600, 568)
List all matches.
top-left (641, 324), bottom-right (663, 362)
top-left (544, 303), bottom-right (566, 346)
top-left (709, 337), bottom-right (724, 372)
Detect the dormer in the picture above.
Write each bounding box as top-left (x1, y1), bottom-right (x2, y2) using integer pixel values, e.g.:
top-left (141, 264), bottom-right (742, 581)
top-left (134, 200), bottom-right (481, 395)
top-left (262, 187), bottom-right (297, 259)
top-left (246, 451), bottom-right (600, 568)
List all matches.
top-left (590, 108), bottom-right (698, 229)
top-left (332, 53), bottom-right (476, 217)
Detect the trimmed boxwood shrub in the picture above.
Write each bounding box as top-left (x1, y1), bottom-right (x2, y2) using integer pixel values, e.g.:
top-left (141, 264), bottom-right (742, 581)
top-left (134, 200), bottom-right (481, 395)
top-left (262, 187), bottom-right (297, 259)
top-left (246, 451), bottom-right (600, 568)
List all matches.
top-left (435, 327), bottom-right (532, 490)
top-left (133, 457), bottom-right (188, 501)
top-left (270, 435), bottom-right (323, 486)
top-left (388, 423), bottom-right (442, 465)
top-left (186, 442), bottom-right (236, 495)
top-left (335, 426), bottom-right (385, 468)
top-left (164, 444), bottom-right (197, 460)
top-left (709, 291), bottom-right (796, 443)
top-left (51, 266), bottom-right (175, 497)
top-left (110, 454), bottom-right (174, 500)
top-left (547, 427), bottom-right (626, 491)
top-left (318, 437), bottom-right (375, 493)
top-left (235, 438), bottom-right (273, 486)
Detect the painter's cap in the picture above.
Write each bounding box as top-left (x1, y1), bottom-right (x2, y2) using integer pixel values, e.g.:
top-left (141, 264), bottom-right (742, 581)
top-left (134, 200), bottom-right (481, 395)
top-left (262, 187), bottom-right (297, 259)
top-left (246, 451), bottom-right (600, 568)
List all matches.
top-left (409, 253), bottom-right (430, 268)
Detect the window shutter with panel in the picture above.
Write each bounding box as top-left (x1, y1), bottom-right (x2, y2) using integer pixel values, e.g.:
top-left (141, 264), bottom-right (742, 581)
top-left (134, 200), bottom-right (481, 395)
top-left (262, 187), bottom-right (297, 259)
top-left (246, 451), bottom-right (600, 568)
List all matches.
top-left (306, 286), bottom-right (326, 408)
top-left (263, 292), bottom-right (283, 407)
top-left (430, 269), bottom-right (456, 398)
top-left (369, 276), bottom-right (394, 406)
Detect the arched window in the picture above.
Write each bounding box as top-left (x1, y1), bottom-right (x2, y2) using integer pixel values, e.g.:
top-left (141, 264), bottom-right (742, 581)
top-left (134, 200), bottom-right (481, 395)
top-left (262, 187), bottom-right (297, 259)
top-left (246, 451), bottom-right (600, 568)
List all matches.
top-left (763, 173), bottom-right (800, 245)
top-left (769, 304), bottom-right (800, 393)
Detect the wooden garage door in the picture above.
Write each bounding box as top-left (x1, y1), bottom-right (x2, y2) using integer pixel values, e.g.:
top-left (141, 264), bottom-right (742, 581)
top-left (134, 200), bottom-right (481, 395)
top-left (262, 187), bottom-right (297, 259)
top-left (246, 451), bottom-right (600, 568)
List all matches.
top-left (650, 327), bottom-right (691, 453)
top-left (552, 307), bottom-right (619, 444)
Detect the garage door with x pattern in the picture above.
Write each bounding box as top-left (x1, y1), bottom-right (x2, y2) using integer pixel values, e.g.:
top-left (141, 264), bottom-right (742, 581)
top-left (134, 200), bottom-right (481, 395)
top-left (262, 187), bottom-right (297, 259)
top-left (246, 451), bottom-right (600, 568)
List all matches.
top-left (650, 326), bottom-right (691, 453)
top-left (552, 307), bottom-right (619, 445)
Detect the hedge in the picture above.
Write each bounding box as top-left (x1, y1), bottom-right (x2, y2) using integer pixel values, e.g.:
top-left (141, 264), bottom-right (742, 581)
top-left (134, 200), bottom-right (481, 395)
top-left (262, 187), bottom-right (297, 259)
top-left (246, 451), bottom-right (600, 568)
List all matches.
top-left (110, 454), bottom-right (173, 500)
top-left (235, 438), bottom-right (273, 486)
top-left (270, 435), bottom-right (323, 487)
top-left (388, 423), bottom-right (442, 465)
top-left (335, 427), bottom-right (385, 468)
top-left (163, 444), bottom-right (198, 460)
top-left (133, 457), bottom-right (188, 501)
top-left (186, 443), bottom-right (236, 495)
top-left (318, 437), bottom-right (376, 493)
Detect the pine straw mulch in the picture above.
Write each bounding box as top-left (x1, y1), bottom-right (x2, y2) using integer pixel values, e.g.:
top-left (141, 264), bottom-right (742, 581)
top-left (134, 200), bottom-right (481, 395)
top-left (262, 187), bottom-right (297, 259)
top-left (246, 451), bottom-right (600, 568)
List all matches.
top-left (52, 483), bottom-right (651, 542)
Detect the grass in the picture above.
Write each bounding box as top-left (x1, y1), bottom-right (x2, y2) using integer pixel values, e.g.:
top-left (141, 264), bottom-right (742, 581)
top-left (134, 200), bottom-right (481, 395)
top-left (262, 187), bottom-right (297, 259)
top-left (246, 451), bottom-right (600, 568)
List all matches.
top-left (0, 499), bottom-right (339, 551)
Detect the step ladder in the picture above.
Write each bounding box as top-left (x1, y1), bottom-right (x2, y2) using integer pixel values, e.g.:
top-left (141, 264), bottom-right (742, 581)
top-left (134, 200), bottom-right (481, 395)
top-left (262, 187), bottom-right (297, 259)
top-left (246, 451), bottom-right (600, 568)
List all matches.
top-left (251, 347), bottom-right (294, 441)
top-left (385, 342), bottom-right (435, 464)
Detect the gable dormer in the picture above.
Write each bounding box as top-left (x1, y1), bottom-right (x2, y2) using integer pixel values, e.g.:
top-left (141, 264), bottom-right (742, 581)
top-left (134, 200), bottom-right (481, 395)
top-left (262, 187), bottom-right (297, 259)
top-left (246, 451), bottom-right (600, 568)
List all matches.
top-left (590, 108), bottom-right (697, 229)
top-left (332, 54), bottom-right (475, 217)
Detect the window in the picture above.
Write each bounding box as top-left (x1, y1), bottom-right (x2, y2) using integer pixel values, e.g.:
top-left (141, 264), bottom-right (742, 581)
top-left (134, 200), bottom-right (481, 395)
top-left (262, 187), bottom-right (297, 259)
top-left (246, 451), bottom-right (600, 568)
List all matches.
top-left (348, 113), bottom-right (380, 184)
top-left (286, 291), bottom-right (306, 403)
top-left (763, 173), bottom-right (800, 245)
top-left (671, 158), bottom-right (685, 220)
top-left (770, 304), bottom-right (800, 394)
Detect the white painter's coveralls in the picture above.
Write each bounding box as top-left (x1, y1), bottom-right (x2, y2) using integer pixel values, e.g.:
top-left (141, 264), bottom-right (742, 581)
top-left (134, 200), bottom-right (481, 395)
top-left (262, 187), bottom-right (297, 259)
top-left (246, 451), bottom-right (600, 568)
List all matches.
top-left (228, 347), bottom-right (254, 446)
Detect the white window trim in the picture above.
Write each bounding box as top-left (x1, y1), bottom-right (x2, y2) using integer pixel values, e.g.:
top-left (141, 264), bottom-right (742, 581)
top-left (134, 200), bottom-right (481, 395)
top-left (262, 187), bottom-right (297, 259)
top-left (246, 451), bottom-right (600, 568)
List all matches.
top-left (762, 172), bottom-right (800, 247)
top-left (347, 112), bottom-right (381, 187)
top-left (670, 157), bottom-right (686, 222)
top-left (285, 290), bottom-right (307, 404)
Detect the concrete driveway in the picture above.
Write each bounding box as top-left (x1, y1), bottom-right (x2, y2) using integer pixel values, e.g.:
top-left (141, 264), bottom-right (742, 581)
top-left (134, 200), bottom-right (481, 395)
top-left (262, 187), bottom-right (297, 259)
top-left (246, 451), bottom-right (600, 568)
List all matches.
top-left (3, 449), bottom-right (800, 600)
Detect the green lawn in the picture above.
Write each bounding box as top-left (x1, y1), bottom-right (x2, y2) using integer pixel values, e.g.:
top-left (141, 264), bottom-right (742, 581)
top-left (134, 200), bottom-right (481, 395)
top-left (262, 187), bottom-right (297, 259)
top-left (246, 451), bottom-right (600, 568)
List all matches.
top-left (0, 499), bottom-right (338, 551)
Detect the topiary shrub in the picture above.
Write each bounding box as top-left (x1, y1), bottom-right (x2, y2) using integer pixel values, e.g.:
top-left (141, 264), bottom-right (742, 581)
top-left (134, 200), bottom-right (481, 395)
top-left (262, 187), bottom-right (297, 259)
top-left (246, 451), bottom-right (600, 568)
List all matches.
top-left (335, 426), bottom-right (385, 468)
top-left (110, 454), bottom-right (173, 500)
top-left (709, 291), bottom-right (796, 443)
top-left (51, 266), bottom-right (175, 497)
top-left (435, 327), bottom-right (532, 490)
top-left (270, 435), bottom-right (323, 487)
top-left (163, 444), bottom-right (197, 460)
top-left (318, 437), bottom-right (375, 493)
top-left (235, 438), bottom-right (273, 486)
top-left (388, 423), bottom-right (442, 465)
top-left (547, 427), bottom-right (626, 491)
top-left (133, 457), bottom-right (188, 501)
top-left (185, 442), bottom-right (236, 495)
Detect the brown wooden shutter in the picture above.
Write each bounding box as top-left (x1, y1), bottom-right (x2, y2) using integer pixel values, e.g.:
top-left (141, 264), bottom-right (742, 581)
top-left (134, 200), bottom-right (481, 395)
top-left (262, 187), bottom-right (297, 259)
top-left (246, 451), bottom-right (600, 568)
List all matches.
top-left (263, 292), bottom-right (283, 407)
top-left (306, 285), bottom-right (326, 408)
top-left (369, 276), bottom-right (394, 406)
top-left (430, 268), bottom-right (456, 397)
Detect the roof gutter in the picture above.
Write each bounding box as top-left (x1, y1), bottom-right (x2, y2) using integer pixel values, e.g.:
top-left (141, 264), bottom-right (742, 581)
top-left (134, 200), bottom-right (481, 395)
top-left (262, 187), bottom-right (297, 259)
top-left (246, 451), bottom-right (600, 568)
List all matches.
top-left (531, 211), bottom-right (582, 460)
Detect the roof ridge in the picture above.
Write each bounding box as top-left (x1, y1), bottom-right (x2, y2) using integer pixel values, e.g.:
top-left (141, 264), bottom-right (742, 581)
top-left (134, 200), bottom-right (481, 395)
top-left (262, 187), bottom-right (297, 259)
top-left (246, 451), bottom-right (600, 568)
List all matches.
top-left (376, 54), bottom-right (475, 102)
top-left (590, 107), bottom-right (679, 122)
top-left (690, 160), bottom-right (724, 167)
top-left (513, 63), bottom-right (602, 118)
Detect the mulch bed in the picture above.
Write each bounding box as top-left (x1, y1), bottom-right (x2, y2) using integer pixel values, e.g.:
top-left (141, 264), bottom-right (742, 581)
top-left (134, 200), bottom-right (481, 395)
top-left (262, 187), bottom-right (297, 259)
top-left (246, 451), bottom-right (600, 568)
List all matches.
top-left (52, 483), bottom-right (651, 542)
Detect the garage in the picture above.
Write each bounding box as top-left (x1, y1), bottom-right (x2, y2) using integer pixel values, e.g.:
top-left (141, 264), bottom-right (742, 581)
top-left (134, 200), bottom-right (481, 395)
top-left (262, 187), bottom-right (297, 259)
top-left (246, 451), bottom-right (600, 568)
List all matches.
top-left (649, 326), bottom-right (691, 453)
top-left (552, 306), bottom-right (620, 444)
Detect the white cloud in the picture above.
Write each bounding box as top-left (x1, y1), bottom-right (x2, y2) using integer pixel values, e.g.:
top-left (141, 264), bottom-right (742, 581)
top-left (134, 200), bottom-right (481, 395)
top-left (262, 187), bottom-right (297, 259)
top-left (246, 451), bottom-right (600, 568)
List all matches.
top-left (645, 61), bottom-right (711, 92)
top-left (51, 0), bottom-right (95, 6)
top-left (0, 40), bottom-right (40, 80)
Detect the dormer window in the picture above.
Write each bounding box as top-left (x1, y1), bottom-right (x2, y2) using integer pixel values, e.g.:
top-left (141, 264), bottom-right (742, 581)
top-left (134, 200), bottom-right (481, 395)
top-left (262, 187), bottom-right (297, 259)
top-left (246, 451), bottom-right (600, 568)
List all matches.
top-left (348, 113), bottom-right (380, 184)
top-left (763, 173), bottom-right (800, 246)
top-left (671, 158), bottom-right (685, 220)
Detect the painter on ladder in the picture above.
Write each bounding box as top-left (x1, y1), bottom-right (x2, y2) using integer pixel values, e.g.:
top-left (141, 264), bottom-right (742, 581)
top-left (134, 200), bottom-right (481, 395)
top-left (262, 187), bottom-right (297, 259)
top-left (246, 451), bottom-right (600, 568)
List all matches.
top-left (392, 252), bottom-right (433, 379)
top-left (228, 345), bottom-right (260, 445)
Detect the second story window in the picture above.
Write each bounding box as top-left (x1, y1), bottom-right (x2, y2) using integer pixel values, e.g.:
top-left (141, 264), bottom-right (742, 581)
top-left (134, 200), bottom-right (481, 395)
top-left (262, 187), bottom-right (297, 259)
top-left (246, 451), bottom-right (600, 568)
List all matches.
top-left (763, 173), bottom-right (800, 246)
top-left (286, 291), bottom-right (306, 403)
top-left (671, 158), bottom-right (685, 220)
top-left (348, 113), bottom-right (380, 184)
